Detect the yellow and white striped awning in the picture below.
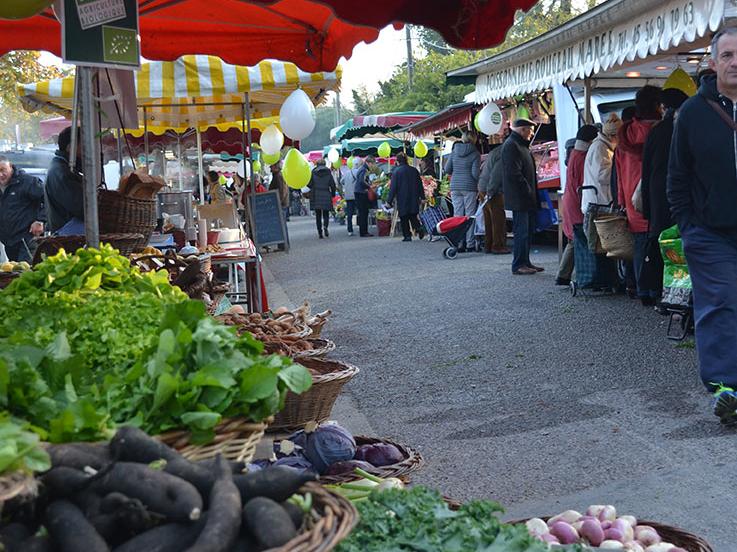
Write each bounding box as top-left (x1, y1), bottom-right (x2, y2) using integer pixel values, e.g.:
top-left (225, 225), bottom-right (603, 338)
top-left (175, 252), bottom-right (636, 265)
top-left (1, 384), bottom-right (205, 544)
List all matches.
top-left (18, 55), bottom-right (341, 132)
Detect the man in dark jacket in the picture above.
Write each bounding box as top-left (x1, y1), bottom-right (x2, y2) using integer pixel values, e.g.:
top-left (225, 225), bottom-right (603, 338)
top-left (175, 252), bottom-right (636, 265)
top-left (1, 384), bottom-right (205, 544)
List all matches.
top-left (306, 158), bottom-right (337, 239)
top-left (667, 27), bottom-right (737, 424)
top-left (502, 118), bottom-right (541, 275)
top-left (0, 157), bottom-right (45, 261)
top-left (477, 146), bottom-right (509, 254)
top-left (387, 153), bottom-right (425, 241)
top-left (45, 126), bottom-right (85, 234)
top-left (354, 156), bottom-right (376, 237)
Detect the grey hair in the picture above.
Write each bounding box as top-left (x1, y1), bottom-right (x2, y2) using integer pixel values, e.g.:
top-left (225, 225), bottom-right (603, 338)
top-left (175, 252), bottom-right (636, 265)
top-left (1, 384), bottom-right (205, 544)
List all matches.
top-left (711, 26), bottom-right (737, 58)
top-left (0, 156), bottom-right (9, 165)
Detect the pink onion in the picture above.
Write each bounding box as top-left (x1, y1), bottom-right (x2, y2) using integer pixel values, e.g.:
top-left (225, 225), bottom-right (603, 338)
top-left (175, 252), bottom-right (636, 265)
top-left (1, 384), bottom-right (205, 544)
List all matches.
top-left (612, 519), bottom-right (634, 541)
top-left (579, 519), bottom-right (605, 546)
top-left (598, 505), bottom-right (617, 522)
top-left (634, 525), bottom-right (661, 546)
top-left (604, 528), bottom-right (625, 542)
top-left (549, 521), bottom-right (579, 544)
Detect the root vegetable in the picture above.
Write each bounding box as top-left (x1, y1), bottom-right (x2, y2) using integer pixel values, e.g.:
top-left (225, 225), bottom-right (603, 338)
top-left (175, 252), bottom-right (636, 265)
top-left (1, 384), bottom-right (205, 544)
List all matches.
top-left (612, 519), bottom-right (634, 541)
top-left (586, 505), bottom-right (606, 518)
top-left (625, 543), bottom-right (645, 552)
top-left (600, 541), bottom-right (625, 549)
top-left (525, 518), bottom-right (549, 537)
top-left (548, 510), bottom-right (582, 525)
top-left (549, 521), bottom-right (579, 544)
top-left (48, 443), bottom-right (111, 470)
top-left (45, 500), bottom-right (109, 552)
top-left (242, 497), bottom-right (297, 549)
top-left (634, 525), bottom-right (661, 546)
top-left (540, 534), bottom-right (560, 544)
top-left (41, 467), bottom-right (91, 498)
top-left (114, 517), bottom-right (207, 552)
top-left (580, 519), bottom-right (605, 546)
top-left (605, 528), bottom-right (625, 542)
top-left (185, 456), bottom-right (241, 552)
top-left (233, 466), bottom-right (316, 503)
top-left (645, 544), bottom-right (677, 552)
top-left (281, 501), bottom-right (305, 529)
top-left (619, 515), bottom-right (638, 528)
top-left (599, 505), bottom-right (617, 522)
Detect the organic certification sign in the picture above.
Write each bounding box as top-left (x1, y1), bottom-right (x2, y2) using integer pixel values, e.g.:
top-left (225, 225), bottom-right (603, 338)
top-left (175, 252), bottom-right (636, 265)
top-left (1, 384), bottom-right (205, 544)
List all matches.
top-left (62, 0), bottom-right (140, 69)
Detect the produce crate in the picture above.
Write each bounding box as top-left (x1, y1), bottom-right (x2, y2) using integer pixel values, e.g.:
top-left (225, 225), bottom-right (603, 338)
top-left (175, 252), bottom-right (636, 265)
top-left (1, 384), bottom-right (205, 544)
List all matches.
top-left (272, 481), bottom-right (357, 552)
top-left (269, 358), bottom-right (360, 433)
top-left (156, 417), bottom-right (271, 463)
top-left (321, 436), bottom-right (425, 484)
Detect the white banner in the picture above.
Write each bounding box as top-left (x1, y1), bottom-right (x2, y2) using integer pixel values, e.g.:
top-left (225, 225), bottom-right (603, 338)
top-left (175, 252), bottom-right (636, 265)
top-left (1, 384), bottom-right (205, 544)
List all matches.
top-left (475, 0), bottom-right (724, 102)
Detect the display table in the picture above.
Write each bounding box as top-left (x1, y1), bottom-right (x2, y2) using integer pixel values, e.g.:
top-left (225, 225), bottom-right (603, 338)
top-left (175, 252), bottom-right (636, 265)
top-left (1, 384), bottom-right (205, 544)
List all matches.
top-left (210, 241), bottom-right (268, 312)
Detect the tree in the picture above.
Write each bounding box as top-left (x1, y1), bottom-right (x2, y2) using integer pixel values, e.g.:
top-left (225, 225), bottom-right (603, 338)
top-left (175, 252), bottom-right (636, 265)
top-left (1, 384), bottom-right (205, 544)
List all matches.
top-left (0, 51), bottom-right (68, 146)
top-left (299, 104), bottom-right (355, 152)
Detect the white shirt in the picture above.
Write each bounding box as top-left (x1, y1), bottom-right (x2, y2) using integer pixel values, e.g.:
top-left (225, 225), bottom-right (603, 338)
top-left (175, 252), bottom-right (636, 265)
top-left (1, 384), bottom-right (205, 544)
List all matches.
top-left (581, 133), bottom-right (616, 212)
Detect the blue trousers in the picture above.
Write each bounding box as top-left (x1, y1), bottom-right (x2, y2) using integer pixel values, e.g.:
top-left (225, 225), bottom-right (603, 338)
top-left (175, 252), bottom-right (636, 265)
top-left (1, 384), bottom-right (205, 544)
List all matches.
top-left (682, 224), bottom-right (737, 390)
top-left (345, 199), bottom-right (355, 233)
top-left (512, 210), bottom-right (535, 272)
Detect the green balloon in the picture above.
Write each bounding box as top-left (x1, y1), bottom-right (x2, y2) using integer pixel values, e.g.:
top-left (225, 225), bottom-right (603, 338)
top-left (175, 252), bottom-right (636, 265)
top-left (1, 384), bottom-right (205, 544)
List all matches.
top-left (413, 141), bottom-right (428, 158)
top-left (282, 149), bottom-right (311, 189)
top-left (517, 105), bottom-right (531, 120)
top-left (262, 151), bottom-right (281, 165)
top-left (377, 141), bottom-right (391, 158)
top-left (252, 160), bottom-right (262, 173)
top-left (347, 156), bottom-right (355, 169)
top-left (332, 158), bottom-right (342, 169)
top-left (474, 112), bottom-right (482, 132)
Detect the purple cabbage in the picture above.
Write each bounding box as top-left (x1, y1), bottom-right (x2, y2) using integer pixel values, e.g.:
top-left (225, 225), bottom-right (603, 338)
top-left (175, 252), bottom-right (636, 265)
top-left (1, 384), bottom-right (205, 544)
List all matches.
top-left (285, 429), bottom-right (308, 449)
top-left (274, 455), bottom-right (315, 473)
top-left (324, 460), bottom-right (375, 476)
top-left (354, 443), bottom-right (404, 466)
top-left (302, 423), bottom-right (356, 474)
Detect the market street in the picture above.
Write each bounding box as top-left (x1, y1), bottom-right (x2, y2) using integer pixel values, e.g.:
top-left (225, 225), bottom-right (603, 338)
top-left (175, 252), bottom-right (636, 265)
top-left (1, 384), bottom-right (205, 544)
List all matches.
top-left (265, 216), bottom-right (736, 551)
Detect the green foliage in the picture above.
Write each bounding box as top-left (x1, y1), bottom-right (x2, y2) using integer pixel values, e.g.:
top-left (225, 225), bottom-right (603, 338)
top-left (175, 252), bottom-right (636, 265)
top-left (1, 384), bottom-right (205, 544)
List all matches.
top-left (300, 105), bottom-right (355, 153)
top-left (0, 415), bottom-right (51, 475)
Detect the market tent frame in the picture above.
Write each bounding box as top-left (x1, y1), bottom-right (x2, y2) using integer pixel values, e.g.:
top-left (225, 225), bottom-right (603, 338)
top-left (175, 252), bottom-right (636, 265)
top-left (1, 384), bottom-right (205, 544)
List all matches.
top-left (405, 102), bottom-right (476, 138)
top-left (331, 112), bottom-right (433, 141)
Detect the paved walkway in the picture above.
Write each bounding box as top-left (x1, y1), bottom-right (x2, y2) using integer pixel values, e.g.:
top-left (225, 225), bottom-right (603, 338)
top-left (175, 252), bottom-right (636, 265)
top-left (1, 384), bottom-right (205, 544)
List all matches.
top-left (264, 215), bottom-right (734, 551)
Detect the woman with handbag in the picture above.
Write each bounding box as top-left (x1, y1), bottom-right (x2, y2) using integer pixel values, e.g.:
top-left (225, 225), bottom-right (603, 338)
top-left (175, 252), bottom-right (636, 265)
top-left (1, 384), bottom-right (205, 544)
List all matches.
top-left (353, 156), bottom-right (377, 237)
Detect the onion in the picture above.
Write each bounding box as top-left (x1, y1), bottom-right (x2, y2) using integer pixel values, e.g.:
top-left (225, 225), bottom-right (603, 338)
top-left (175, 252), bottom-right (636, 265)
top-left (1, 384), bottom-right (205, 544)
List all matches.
top-left (612, 519), bottom-right (634, 541)
top-left (599, 505), bottom-right (618, 522)
top-left (600, 541), bottom-right (625, 549)
top-left (525, 518), bottom-right (549, 537)
top-left (586, 505), bottom-right (606, 518)
top-left (619, 515), bottom-right (638, 527)
top-left (549, 521), bottom-right (579, 544)
top-left (601, 520), bottom-right (613, 530)
top-left (604, 528), bottom-right (625, 542)
top-left (579, 519), bottom-right (605, 546)
top-left (548, 510), bottom-right (582, 525)
top-left (634, 526), bottom-right (661, 546)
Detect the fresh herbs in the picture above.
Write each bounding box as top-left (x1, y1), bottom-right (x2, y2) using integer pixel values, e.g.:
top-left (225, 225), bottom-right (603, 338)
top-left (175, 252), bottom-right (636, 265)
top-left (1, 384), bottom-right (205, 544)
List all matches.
top-left (0, 415), bottom-right (51, 475)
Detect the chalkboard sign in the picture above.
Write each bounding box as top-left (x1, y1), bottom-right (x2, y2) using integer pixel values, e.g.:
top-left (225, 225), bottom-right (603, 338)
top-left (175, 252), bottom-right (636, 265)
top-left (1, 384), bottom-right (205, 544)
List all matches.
top-left (249, 190), bottom-right (288, 249)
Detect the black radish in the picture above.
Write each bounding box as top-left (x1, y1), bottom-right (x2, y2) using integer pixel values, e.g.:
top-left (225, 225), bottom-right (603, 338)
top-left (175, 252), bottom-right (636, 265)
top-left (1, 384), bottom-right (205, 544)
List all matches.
top-left (242, 497), bottom-right (297, 549)
top-left (113, 516), bottom-right (207, 552)
top-left (45, 500), bottom-right (110, 552)
top-left (47, 443), bottom-right (111, 470)
top-left (281, 500), bottom-right (305, 529)
top-left (41, 466), bottom-right (92, 498)
top-left (20, 536), bottom-right (52, 552)
top-left (90, 494), bottom-right (155, 546)
top-left (233, 466), bottom-right (316, 503)
top-left (185, 455), bottom-right (241, 552)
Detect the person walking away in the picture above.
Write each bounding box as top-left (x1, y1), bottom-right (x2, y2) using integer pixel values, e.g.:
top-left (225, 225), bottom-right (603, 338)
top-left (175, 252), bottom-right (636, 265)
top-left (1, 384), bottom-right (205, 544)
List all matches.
top-left (616, 85), bottom-right (663, 305)
top-left (306, 158), bottom-right (336, 239)
top-left (354, 156), bottom-right (376, 237)
top-left (0, 157), bottom-right (45, 262)
top-left (341, 159), bottom-right (358, 235)
top-left (502, 118), bottom-right (541, 275)
top-left (46, 126), bottom-right (85, 236)
top-left (667, 28), bottom-right (737, 424)
top-left (386, 153), bottom-right (425, 241)
top-left (556, 124), bottom-right (599, 285)
top-left (477, 145), bottom-right (510, 254)
top-left (444, 132), bottom-right (480, 252)
top-left (640, 87), bottom-right (690, 305)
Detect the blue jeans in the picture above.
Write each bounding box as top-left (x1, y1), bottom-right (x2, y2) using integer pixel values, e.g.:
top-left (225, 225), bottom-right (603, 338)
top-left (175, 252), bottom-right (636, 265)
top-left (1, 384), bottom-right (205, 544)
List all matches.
top-left (512, 210), bottom-right (535, 272)
top-left (633, 231), bottom-right (658, 299)
top-left (345, 199), bottom-right (355, 233)
top-left (682, 224), bottom-right (737, 390)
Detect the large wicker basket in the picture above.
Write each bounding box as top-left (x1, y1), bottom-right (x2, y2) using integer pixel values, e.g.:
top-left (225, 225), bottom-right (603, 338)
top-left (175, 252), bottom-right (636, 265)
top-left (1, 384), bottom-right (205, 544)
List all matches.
top-left (98, 190), bottom-right (157, 252)
top-left (268, 481), bottom-right (357, 552)
top-left (321, 436), bottom-right (425, 484)
top-left (156, 417), bottom-right (271, 463)
top-left (594, 214), bottom-right (634, 261)
top-left (270, 358), bottom-right (359, 433)
top-left (292, 338), bottom-right (337, 360)
top-left (32, 233), bottom-right (144, 264)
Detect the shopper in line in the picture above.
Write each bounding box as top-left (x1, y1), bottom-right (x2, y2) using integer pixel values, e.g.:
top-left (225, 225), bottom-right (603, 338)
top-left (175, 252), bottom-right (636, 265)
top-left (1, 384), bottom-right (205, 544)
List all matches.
top-left (616, 85), bottom-right (663, 305)
top-left (341, 159), bottom-right (358, 236)
top-left (46, 126), bottom-right (85, 235)
top-left (477, 145), bottom-right (509, 254)
top-left (556, 124), bottom-right (599, 286)
top-left (306, 158), bottom-right (336, 239)
top-left (640, 87), bottom-right (689, 302)
top-left (502, 118), bottom-right (542, 275)
top-left (354, 156), bottom-right (376, 237)
top-left (387, 152), bottom-right (425, 242)
top-left (668, 28), bottom-right (737, 424)
top-left (444, 131), bottom-right (480, 252)
top-left (0, 156), bottom-right (45, 262)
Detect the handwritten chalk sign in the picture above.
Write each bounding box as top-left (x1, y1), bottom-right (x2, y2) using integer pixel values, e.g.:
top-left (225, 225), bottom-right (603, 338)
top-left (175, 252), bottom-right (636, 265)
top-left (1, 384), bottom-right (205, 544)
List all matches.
top-left (249, 191), bottom-right (288, 250)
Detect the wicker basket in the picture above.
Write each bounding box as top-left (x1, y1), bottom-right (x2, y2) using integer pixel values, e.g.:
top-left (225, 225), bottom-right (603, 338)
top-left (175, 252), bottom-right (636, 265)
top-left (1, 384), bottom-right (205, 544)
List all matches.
top-left (205, 282), bottom-right (230, 315)
top-left (292, 338), bottom-right (337, 360)
top-left (156, 417), bottom-right (271, 463)
top-left (270, 358), bottom-right (359, 432)
top-left (98, 189), bottom-right (157, 252)
top-left (32, 233), bottom-right (144, 264)
top-left (508, 517), bottom-right (712, 552)
top-left (268, 481), bottom-right (358, 552)
top-left (321, 436), bottom-right (425, 484)
top-left (308, 318), bottom-right (328, 338)
top-left (594, 214), bottom-right (634, 261)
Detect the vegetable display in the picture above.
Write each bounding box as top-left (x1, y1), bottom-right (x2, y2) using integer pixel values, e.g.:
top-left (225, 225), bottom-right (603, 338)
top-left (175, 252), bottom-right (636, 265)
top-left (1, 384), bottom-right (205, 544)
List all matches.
top-left (0, 427), bottom-right (317, 551)
top-left (0, 247), bottom-right (311, 443)
top-left (0, 416), bottom-right (50, 476)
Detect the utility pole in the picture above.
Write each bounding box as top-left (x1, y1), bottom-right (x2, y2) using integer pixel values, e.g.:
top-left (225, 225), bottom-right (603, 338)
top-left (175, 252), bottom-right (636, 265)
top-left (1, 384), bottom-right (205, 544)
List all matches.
top-left (405, 25), bottom-right (414, 90)
top-left (334, 91), bottom-right (341, 129)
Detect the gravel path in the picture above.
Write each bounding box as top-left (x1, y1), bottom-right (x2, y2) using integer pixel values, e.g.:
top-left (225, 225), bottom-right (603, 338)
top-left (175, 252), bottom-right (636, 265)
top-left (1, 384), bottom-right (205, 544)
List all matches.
top-left (265, 215), bottom-right (735, 550)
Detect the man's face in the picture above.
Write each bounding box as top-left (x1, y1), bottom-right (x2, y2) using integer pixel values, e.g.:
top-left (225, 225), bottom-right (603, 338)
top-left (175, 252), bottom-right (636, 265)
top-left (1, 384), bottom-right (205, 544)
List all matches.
top-left (0, 162), bottom-right (12, 186)
top-left (514, 126), bottom-right (535, 141)
top-left (711, 33), bottom-right (737, 90)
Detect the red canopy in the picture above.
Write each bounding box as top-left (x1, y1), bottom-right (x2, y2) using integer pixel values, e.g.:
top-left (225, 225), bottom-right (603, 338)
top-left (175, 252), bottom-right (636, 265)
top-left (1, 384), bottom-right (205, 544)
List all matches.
top-left (0, 0), bottom-right (380, 72)
top-left (407, 103), bottom-right (476, 137)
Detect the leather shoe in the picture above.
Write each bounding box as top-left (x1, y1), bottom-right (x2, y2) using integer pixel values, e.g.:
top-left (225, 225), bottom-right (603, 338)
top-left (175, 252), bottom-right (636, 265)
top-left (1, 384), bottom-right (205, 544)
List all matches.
top-left (513, 266), bottom-right (537, 275)
top-left (529, 264), bottom-right (545, 272)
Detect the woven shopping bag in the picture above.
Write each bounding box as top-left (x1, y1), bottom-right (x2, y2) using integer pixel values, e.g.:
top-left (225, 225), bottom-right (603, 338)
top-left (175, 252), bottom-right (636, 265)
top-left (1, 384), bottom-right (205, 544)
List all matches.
top-left (594, 214), bottom-right (634, 261)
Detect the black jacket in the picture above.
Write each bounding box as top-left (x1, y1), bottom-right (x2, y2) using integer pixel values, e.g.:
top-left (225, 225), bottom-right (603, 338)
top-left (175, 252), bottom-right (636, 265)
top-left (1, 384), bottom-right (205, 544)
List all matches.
top-left (501, 132), bottom-right (537, 211)
top-left (45, 151), bottom-right (84, 232)
top-left (478, 146), bottom-right (504, 196)
top-left (307, 166), bottom-right (336, 211)
top-left (642, 112), bottom-right (676, 238)
top-left (0, 167), bottom-right (45, 247)
top-left (387, 164), bottom-right (425, 216)
top-left (668, 75), bottom-right (737, 235)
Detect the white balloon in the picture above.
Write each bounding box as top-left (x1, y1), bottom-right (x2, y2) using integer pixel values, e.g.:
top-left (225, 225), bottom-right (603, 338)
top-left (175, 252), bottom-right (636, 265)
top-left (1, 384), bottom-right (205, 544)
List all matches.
top-left (236, 159), bottom-right (251, 178)
top-left (477, 102), bottom-right (503, 135)
top-left (279, 89), bottom-right (316, 140)
top-left (260, 124), bottom-right (284, 156)
top-left (327, 148), bottom-right (340, 164)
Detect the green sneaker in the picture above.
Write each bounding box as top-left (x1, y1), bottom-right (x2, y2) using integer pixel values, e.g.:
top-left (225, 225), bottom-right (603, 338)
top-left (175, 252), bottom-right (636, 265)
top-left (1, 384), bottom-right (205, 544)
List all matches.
top-left (711, 385), bottom-right (737, 425)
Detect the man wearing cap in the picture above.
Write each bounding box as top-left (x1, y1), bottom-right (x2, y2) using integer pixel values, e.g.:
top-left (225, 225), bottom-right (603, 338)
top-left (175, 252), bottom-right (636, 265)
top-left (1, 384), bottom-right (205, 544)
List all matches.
top-left (668, 27), bottom-right (737, 424)
top-left (501, 118), bottom-right (542, 275)
top-left (0, 156), bottom-right (45, 262)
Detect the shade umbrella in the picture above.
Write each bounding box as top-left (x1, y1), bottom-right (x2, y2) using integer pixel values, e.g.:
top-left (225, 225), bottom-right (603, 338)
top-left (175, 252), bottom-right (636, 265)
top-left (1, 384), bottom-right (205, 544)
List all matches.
top-left (0, 0), bottom-right (380, 72)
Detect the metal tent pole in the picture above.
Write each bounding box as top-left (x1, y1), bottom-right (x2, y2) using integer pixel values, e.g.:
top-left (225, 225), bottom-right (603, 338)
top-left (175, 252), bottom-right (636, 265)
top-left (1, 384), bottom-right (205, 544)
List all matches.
top-left (69, 66), bottom-right (80, 173)
top-left (143, 107), bottom-right (149, 169)
top-left (117, 127), bottom-right (123, 178)
top-left (177, 133), bottom-right (183, 191)
top-left (244, 93), bottom-right (263, 312)
top-left (79, 66), bottom-right (100, 247)
top-left (196, 127), bottom-right (205, 205)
